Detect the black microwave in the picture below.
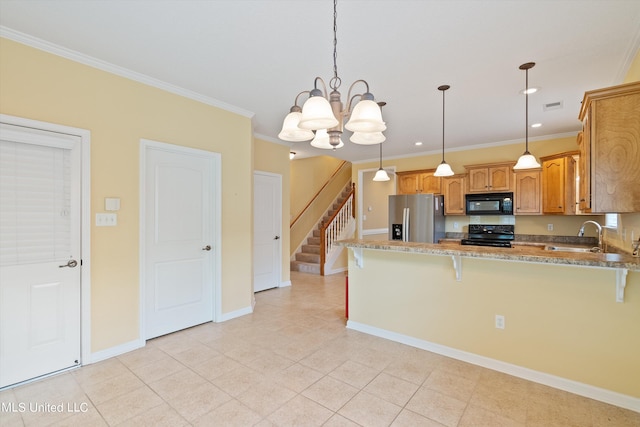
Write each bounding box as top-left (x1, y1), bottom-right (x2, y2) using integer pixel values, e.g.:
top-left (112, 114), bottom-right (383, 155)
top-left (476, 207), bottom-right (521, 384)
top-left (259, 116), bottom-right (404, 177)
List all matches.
top-left (465, 192), bottom-right (513, 215)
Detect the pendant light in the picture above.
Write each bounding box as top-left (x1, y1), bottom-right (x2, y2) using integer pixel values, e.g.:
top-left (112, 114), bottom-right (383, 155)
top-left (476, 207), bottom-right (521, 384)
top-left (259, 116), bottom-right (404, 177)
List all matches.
top-left (372, 142), bottom-right (390, 181)
top-left (434, 85), bottom-right (454, 177)
top-left (279, 0), bottom-right (385, 148)
top-left (513, 62), bottom-right (541, 170)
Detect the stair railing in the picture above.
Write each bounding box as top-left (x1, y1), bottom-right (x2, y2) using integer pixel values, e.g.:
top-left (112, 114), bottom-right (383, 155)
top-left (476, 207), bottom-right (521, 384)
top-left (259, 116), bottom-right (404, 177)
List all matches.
top-left (320, 183), bottom-right (355, 275)
top-left (290, 160), bottom-right (349, 228)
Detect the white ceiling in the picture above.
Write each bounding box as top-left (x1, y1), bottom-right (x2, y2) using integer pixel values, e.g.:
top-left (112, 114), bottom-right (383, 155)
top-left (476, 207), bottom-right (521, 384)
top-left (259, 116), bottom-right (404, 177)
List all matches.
top-left (1, 0), bottom-right (639, 163)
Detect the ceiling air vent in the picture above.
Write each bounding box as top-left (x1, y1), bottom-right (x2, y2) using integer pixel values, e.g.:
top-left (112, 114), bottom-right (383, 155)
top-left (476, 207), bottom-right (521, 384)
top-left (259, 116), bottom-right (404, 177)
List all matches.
top-left (543, 101), bottom-right (563, 111)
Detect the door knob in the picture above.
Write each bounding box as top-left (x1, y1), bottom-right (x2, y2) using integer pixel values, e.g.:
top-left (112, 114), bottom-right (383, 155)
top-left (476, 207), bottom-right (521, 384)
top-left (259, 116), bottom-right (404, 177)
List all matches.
top-left (274, 236), bottom-right (280, 240)
top-left (59, 259), bottom-right (78, 268)
top-left (202, 245), bottom-right (211, 251)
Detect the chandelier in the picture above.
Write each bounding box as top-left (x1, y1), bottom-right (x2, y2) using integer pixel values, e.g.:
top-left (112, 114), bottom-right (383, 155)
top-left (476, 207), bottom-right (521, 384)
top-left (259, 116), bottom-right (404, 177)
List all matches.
top-left (278, 0), bottom-right (386, 148)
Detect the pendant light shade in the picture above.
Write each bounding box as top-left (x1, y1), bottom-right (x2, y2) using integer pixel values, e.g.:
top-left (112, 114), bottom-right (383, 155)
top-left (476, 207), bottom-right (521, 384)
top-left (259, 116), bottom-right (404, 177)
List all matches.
top-left (373, 168), bottom-right (390, 181)
top-left (513, 62), bottom-right (541, 170)
top-left (434, 162), bottom-right (454, 177)
top-left (310, 129), bottom-right (344, 149)
top-left (372, 142), bottom-right (390, 181)
top-left (433, 85), bottom-right (454, 177)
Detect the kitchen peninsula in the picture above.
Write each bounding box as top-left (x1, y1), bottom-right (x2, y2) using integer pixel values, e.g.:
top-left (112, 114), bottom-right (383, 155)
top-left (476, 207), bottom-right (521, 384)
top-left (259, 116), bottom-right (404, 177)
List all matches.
top-left (337, 239), bottom-right (640, 411)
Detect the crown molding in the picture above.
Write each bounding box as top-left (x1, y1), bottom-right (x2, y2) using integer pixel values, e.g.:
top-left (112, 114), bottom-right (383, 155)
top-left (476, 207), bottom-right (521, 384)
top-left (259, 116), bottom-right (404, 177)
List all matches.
top-left (0, 26), bottom-right (254, 119)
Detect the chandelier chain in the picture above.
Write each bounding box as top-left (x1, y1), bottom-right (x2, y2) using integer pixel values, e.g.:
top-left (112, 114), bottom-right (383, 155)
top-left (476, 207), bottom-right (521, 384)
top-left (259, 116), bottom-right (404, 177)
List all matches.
top-left (330, 0), bottom-right (341, 90)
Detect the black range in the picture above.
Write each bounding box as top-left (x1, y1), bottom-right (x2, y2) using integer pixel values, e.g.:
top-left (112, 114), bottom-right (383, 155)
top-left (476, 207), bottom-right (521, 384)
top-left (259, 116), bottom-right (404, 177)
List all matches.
top-left (461, 224), bottom-right (514, 248)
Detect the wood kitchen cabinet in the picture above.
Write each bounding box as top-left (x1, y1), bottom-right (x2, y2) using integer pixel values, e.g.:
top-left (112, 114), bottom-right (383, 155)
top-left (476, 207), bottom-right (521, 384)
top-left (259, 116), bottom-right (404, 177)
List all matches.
top-left (540, 152), bottom-right (577, 215)
top-left (442, 175), bottom-right (466, 215)
top-left (576, 132), bottom-right (589, 213)
top-left (465, 162), bottom-right (514, 193)
top-left (396, 169), bottom-right (441, 195)
top-left (514, 169), bottom-right (541, 215)
top-left (578, 81), bottom-right (640, 212)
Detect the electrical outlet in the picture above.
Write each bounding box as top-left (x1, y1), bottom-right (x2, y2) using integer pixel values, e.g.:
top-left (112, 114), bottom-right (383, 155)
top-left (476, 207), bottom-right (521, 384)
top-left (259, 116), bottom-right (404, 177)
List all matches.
top-left (495, 314), bottom-right (505, 329)
top-left (547, 223), bottom-right (554, 231)
top-left (96, 213), bottom-right (117, 226)
top-left (622, 228), bottom-right (627, 242)
top-left (454, 222), bottom-right (459, 230)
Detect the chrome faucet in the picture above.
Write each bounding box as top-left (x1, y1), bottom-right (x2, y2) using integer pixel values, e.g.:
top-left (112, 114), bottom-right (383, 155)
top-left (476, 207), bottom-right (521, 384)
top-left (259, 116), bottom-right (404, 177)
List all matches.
top-left (578, 220), bottom-right (603, 252)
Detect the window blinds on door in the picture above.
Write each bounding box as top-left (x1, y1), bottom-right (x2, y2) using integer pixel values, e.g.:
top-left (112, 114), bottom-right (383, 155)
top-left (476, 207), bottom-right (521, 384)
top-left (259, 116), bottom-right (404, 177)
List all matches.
top-left (0, 140), bottom-right (71, 267)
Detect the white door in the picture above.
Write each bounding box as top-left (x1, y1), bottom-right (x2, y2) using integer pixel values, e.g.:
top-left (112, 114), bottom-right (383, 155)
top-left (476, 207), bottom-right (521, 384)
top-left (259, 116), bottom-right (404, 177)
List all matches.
top-left (143, 141), bottom-right (216, 339)
top-left (0, 124), bottom-right (81, 388)
top-left (253, 172), bottom-right (281, 292)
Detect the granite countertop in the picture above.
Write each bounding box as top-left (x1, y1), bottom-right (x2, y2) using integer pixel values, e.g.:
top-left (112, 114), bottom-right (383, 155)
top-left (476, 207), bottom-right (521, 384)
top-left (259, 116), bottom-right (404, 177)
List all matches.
top-left (336, 239), bottom-right (640, 271)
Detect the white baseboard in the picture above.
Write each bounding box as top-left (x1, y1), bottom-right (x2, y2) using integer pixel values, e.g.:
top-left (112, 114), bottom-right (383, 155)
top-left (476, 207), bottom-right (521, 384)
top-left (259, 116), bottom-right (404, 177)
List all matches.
top-left (324, 266), bottom-right (347, 275)
top-left (89, 339), bottom-right (145, 364)
top-left (346, 320), bottom-right (640, 413)
top-left (218, 305), bottom-right (253, 322)
top-left (280, 280), bottom-right (292, 288)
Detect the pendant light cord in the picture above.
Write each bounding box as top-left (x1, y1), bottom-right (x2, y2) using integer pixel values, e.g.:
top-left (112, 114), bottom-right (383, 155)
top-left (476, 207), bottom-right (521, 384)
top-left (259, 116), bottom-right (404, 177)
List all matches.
top-left (438, 85), bottom-right (450, 163)
top-left (379, 142), bottom-right (383, 168)
top-left (442, 88), bottom-right (446, 162)
top-left (525, 67), bottom-right (529, 153)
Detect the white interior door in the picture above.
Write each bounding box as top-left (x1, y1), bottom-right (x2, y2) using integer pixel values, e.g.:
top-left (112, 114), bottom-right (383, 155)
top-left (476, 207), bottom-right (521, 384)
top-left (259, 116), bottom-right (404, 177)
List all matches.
top-left (143, 141), bottom-right (216, 339)
top-left (253, 172), bottom-right (281, 292)
top-left (0, 124), bottom-right (81, 388)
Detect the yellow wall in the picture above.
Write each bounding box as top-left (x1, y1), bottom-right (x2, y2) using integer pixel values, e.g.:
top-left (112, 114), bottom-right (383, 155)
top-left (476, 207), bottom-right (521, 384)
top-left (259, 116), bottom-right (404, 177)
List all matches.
top-left (348, 249), bottom-right (640, 398)
top-left (253, 138), bottom-right (291, 283)
top-left (290, 156), bottom-right (352, 255)
top-left (290, 155), bottom-right (346, 220)
top-left (0, 38), bottom-right (254, 352)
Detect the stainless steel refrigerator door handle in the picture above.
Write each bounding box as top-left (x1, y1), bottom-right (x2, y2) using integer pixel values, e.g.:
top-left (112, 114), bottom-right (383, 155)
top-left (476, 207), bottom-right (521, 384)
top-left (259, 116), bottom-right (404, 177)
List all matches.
top-left (59, 259), bottom-right (78, 268)
top-left (202, 245), bottom-right (212, 251)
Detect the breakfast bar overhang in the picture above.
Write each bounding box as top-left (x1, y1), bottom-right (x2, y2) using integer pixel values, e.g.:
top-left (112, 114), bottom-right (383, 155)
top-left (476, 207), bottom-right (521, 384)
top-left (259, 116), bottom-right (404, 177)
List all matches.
top-left (337, 239), bottom-right (640, 412)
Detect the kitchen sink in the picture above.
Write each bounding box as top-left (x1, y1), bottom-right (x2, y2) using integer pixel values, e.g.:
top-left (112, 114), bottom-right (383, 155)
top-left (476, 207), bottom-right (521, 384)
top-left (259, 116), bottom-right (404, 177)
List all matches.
top-left (544, 245), bottom-right (601, 253)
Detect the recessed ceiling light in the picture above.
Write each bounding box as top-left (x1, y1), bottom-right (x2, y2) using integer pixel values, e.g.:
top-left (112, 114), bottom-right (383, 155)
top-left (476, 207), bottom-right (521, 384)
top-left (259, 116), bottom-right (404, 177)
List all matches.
top-left (414, 141), bottom-right (423, 146)
top-left (531, 123), bottom-right (542, 128)
top-left (520, 87), bottom-right (539, 95)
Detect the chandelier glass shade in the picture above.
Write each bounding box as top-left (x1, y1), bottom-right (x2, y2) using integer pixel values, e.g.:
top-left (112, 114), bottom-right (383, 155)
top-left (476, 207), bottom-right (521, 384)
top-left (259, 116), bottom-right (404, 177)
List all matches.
top-left (279, 0), bottom-right (385, 148)
top-left (310, 129), bottom-right (344, 150)
top-left (298, 93), bottom-right (339, 130)
top-left (350, 131), bottom-right (386, 145)
top-left (433, 84), bottom-right (454, 177)
top-left (513, 62), bottom-right (541, 170)
top-left (278, 108), bottom-right (314, 141)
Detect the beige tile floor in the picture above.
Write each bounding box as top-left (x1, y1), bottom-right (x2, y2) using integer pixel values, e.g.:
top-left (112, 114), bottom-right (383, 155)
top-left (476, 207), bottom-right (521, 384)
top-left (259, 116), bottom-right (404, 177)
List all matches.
top-left (1, 271), bottom-right (639, 426)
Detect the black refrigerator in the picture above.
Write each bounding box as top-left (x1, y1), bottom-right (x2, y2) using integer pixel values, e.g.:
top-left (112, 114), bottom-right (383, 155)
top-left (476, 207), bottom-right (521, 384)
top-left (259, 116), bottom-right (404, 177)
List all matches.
top-left (388, 193), bottom-right (445, 243)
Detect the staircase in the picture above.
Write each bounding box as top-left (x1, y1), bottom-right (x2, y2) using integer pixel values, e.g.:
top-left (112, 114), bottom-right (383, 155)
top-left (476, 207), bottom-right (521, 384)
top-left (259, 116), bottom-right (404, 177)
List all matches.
top-left (291, 183), bottom-right (354, 275)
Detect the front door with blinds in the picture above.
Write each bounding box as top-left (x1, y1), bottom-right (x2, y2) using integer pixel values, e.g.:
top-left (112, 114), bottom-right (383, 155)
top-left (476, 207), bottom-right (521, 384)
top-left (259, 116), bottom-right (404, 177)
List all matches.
top-left (0, 123), bottom-right (82, 388)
